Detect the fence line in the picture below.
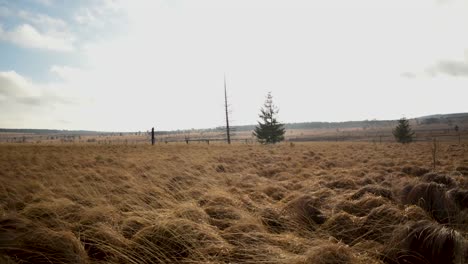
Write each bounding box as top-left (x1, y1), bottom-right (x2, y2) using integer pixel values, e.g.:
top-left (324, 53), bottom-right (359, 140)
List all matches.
top-left (1, 130), bottom-right (467, 144)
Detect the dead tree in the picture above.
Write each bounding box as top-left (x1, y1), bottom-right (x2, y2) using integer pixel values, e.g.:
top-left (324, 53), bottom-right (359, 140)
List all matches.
top-left (224, 74), bottom-right (231, 144)
top-left (431, 137), bottom-right (439, 171)
top-left (454, 125), bottom-right (460, 144)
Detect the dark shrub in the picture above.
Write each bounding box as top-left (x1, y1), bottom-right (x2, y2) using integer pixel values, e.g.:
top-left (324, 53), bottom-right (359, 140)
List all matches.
top-left (447, 188), bottom-right (468, 210)
top-left (383, 220), bottom-right (465, 264)
top-left (421, 173), bottom-right (457, 188)
top-left (401, 183), bottom-right (457, 223)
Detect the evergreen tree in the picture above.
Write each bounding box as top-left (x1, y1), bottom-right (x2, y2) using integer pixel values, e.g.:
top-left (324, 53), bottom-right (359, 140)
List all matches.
top-left (393, 118), bottom-right (414, 143)
top-left (253, 92), bottom-right (285, 144)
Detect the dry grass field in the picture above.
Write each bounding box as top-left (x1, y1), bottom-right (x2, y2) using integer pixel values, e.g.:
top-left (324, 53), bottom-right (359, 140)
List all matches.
top-left (1, 142), bottom-right (467, 263)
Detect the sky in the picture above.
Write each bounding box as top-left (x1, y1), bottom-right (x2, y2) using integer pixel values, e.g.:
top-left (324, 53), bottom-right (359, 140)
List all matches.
top-left (0, 0), bottom-right (468, 131)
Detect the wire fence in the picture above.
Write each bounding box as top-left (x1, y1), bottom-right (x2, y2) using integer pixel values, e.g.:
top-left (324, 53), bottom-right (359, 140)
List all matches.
top-left (1, 129), bottom-right (466, 145)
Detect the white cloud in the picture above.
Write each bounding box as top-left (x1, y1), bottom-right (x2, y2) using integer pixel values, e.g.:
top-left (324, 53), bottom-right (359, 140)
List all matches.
top-left (74, 9), bottom-right (97, 25)
top-left (72, 1), bottom-right (129, 35)
top-left (0, 70), bottom-right (76, 105)
top-left (0, 71), bottom-right (88, 129)
top-left (0, 71), bottom-right (39, 98)
top-left (17, 10), bottom-right (67, 31)
top-left (0, 23), bottom-right (74, 51)
top-left (50, 66), bottom-right (86, 83)
top-left (426, 59), bottom-right (468, 77)
top-left (76, 1), bottom-right (468, 129)
top-left (2, 0), bottom-right (468, 130)
top-left (0, 70), bottom-right (84, 129)
top-left (0, 6), bottom-right (75, 51)
top-left (32, 0), bottom-right (54, 6)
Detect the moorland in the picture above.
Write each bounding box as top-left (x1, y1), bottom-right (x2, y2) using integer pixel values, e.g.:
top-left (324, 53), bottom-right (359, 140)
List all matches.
top-left (1, 142), bottom-right (467, 263)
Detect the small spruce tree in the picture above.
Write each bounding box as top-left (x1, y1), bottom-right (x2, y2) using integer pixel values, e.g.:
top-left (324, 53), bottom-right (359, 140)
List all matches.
top-left (393, 117), bottom-right (414, 144)
top-left (253, 92), bottom-right (285, 144)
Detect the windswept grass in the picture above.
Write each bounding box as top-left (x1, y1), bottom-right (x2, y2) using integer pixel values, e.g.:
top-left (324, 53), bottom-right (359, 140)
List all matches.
top-left (0, 142), bottom-right (467, 263)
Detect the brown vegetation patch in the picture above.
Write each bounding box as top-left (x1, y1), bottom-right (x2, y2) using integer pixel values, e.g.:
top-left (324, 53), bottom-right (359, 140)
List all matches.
top-left (172, 203), bottom-right (211, 224)
top-left (297, 241), bottom-right (358, 264)
top-left (383, 220), bottom-right (465, 264)
top-left (351, 185), bottom-right (393, 200)
top-left (79, 206), bottom-right (120, 227)
top-left (131, 218), bottom-right (231, 263)
top-left (352, 240), bottom-right (385, 261)
top-left (325, 179), bottom-right (357, 190)
top-left (455, 166), bottom-right (468, 176)
top-left (21, 198), bottom-right (83, 229)
top-left (360, 205), bottom-right (406, 243)
top-left (402, 205), bottom-right (432, 221)
top-left (358, 177), bottom-right (376, 185)
top-left (199, 193), bottom-right (238, 207)
top-left (222, 223), bottom-right (270, 246)
top-left (204, 206), bottom-right (241, 221)
top-left (258, 165), bottom-right (284, 178)
top-left (79, 224), bottom-right (128, 262)
top-left (248, 191), bottom-right (272, 204)
top-left (337, 195), bottom-right (388, 217)
top-left (204, 206), bottom-right (242, 230)
top-left (167, 174), bottom-right (197, 191)
top-left (224, 244), bottom-right (286, 264)
top-left (321, 212), bottom-right (362, 245)
top-left (274, 171), bottom-right (295, 181)
top-left (215, 164), bottom-right (227, 173)
top-left (320, 160), bottom-right (337, 169)
top-left (2, 142), bottom-right (468, 263)
top-left (283, 195), bottom-right (327, 229)
top-left (401, 182), bottom-right (457, 223)
top-left (260, 207), bottom-right (289, 233)
top-left (401, 166), bottom-right (430, 176)
top-left (263, 185), bottom-right (287, 201)
top-left (447, 188), bottom-right (468, 210)
top-left (268, 234), bottom-right (313, 255)
top-left (120, 216), bottom-right (151, 239)
top-left (0, 215), bottom-right (88, 264)
top-left (421, 172), bottom-right (457, 188)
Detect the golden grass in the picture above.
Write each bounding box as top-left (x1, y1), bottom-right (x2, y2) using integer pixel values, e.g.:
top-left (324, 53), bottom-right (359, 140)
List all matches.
top-left (0, 142), bottom-right (467, 263)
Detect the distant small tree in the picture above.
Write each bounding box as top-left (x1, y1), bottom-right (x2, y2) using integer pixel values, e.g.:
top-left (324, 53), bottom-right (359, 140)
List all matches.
top-left (253, 92), bottom-right (285, 144)
top-left (393, 118), bottom-right (414, 144)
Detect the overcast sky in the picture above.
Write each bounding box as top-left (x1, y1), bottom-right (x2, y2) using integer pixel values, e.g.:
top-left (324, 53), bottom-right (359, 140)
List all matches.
top-left (0, 0), bottom-right (467, 131)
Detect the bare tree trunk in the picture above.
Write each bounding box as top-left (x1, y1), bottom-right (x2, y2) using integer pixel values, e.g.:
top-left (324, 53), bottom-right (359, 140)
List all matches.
top-left (431, 137), bottom-right (438, 171)
top-left (224, 74), bottom-right (231, 144)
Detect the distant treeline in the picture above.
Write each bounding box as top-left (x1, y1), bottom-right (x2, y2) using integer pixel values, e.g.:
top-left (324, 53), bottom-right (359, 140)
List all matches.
top-left (228, 113), bottom-right (468, 132)
top-left (0, 129), bottom-right (101, 135)
top-left (2, 113), bottom-right (467, 135)
top-left (229, 120), bottom-right (397, 132)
